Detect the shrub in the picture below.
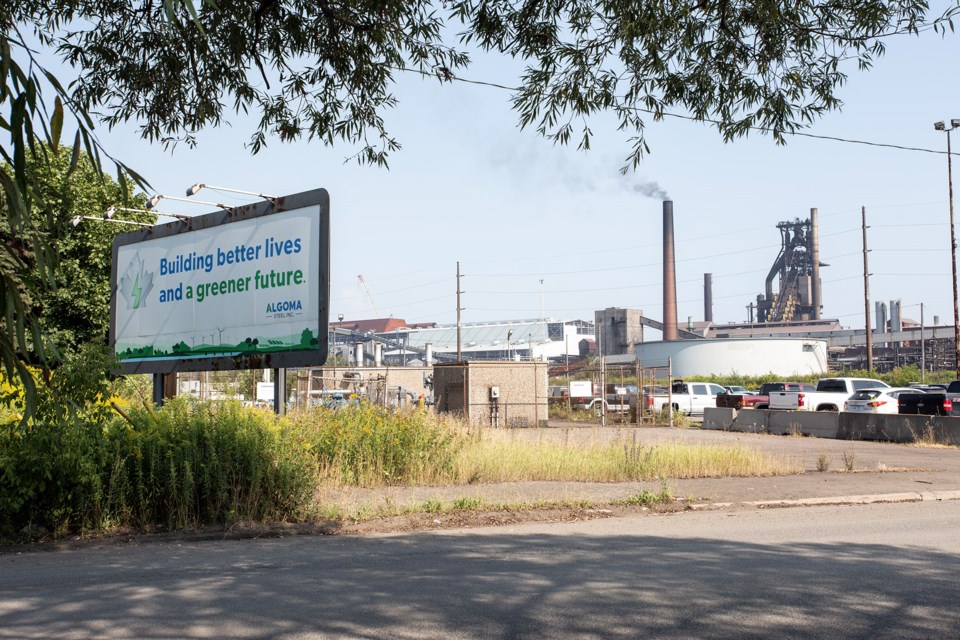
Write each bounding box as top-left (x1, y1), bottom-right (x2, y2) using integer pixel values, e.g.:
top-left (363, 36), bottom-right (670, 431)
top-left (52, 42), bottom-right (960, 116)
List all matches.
top-left (0, 344), bottom-right (118, 538)
top-left (111, 398), bottom-right (317, 530)
top-left (0, 378), bottom-right (318, 539)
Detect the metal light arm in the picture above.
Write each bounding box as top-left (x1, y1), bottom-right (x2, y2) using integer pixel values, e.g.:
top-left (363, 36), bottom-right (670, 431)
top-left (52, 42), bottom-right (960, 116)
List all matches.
top-left (147, 194), bottom-right (233, 212)
top-left (186, 183), bottom-right (277, 202)
top-left (70, 215), bottom-right (152, 228)
top-left (106, 205), bottom-right (191, 222)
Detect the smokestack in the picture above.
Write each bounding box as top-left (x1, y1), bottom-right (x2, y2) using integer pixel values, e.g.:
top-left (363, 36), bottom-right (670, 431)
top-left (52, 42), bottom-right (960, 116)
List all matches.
top-left (355, 343), bottom-right (364, 367)
top-left (663, 201), bottom-right (678, 341)
top-left (374, 342), bottom-right (383, 367)
top-left (704, 273), bottom-right (713, 323)
top-left (425, 342), bottom-right (433, 366)
top-left (891, 299), bottom-right (902, 332)
top-left (810, 208), bottom-right (821, 319)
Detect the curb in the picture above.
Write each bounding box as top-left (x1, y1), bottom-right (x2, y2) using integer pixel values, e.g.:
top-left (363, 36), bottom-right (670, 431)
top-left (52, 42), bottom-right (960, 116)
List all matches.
top-left (746, 490), bottom-right (960, 509)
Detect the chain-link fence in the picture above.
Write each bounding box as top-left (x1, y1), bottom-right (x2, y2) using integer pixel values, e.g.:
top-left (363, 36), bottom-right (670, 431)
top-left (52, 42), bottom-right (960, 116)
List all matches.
top-left (549, 361), bottom-right (675, 425)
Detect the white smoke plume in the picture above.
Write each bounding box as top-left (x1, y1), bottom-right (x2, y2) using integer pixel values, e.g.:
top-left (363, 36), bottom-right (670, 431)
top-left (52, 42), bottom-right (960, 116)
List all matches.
top-left (630, 180), bottom-right (670, 200)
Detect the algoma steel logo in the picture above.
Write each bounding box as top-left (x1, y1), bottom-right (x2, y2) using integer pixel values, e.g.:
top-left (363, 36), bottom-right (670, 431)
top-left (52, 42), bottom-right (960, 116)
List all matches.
top-left (119, 254), bottom-right (155, 310)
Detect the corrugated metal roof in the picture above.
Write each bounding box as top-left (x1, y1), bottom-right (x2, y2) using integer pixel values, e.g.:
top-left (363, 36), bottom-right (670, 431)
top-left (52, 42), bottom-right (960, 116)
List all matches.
top-left (381, 318), bottom-right (591, 351)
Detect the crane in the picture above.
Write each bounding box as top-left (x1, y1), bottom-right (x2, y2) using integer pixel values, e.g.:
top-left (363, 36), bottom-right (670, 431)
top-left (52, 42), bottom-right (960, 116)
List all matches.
top-left (357, 274), bottom-right (381, 317)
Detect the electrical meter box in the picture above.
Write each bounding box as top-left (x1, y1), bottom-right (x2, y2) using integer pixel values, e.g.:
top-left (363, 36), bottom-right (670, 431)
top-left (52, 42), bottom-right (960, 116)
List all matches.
top-left (489, 386), bottom-right (500, 399)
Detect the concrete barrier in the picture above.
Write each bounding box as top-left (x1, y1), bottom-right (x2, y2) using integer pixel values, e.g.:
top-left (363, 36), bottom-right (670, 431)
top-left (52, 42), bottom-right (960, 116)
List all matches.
top-left (731, 409), bottom-right (767, 433)
top-left (769, 410), bottom-right (840, 438)
top-left (698, 407), bottom-right (960, 445)
top-left (837, 413), bottom-right (960, 445)
top-left (702, 407), bottom-right (735, 430)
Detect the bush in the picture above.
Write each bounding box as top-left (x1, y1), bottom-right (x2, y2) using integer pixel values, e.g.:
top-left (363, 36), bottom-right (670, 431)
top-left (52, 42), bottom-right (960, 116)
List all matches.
top-left (0, 365), bottom-right (317, 539)
top-left (111, 398), bottom-right (316, 530)
top-left (0, 344), bottom-right (118, 538)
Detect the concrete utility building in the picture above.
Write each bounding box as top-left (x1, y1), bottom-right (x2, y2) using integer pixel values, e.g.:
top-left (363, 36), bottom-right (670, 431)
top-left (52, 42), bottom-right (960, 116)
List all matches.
top-left (595, 308), bottom-right (644, 356)
top-left (433, 361), bottom-right (548, 427)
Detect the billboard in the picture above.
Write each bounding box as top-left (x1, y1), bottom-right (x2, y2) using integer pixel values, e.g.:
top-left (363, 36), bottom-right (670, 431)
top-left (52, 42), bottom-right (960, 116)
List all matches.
top-left (110, 188), bottom-right (330, 374)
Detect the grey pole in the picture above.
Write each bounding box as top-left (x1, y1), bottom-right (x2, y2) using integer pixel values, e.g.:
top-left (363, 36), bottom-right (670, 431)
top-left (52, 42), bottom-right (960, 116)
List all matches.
top-left (667, 357), bottom-right (674, 428)
top-left (949, 129), bottom-right (960, 378)
top-left (273, 367), bottom-right (286, 415)
top-left (862, 206), bottom-right (873, 372)
top-left (921, 303), bottom-right (926, 382)
top-left (153, 373), bottom-right (165, 407)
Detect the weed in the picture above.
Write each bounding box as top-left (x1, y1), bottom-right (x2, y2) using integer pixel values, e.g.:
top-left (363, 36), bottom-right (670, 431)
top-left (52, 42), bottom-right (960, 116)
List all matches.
top-left (421, 499), bottom-right (445, 513)
top-left (816, 452), bottom-right (831, 472)
top-left (452, 496), bottom-right (485, 511)
top-left (650, 406), bottom-right (692, 427)
top-left (617, 482), bottom-right (673, 506)
top-left (317, 504), bottom-right (344, 521)
top-left (909, 420), bottom-right (940, 447)
top-left (842, 450), bottom-right (857, 472)
top-left (788, 422), bottom-right (802, 438)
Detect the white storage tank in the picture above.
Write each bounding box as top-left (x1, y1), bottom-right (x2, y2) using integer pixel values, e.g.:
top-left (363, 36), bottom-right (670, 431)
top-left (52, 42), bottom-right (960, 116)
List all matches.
top-left (615, 338), bottom-right (827, 377)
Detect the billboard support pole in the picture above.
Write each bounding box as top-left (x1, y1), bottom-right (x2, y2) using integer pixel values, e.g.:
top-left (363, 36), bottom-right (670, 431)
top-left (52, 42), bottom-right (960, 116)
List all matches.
top-left (274, 367), bottom-right (286, 415)
top-left (152, 373), bottom-right (165, 408)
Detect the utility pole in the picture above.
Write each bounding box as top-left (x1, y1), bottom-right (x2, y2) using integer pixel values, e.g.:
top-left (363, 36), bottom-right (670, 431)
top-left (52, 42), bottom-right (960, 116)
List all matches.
top-left (921, 303), bottom-right (926, 382)
top-left (456, 262), bottom-right (463, 362)
top-left (862, 206), bottom-right (873, 372)
top-left (951, 128), bottom-right (960, 378)
top-left (934, 120), bottom-right (960, 378)
top-left (599, 328), bottom-right (606, 428)
top-left (540, 278), bottom-right (548, 342)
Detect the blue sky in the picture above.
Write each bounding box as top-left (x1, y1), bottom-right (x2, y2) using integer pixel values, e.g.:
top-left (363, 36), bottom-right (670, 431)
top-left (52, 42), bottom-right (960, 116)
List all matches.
top-left (62, 20), bottom-right (960, 336)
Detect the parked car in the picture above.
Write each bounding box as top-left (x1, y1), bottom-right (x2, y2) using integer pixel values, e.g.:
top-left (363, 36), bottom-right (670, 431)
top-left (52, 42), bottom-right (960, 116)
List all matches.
top-left (844, 387), bottom-right (919, 414)
top-left (897, 380), bottom-right (960, 416)
top-left (768, 377), bottom-right (889, 411)
top-left (722, 385), bottom-right (754, 396)
top-left (716, 382), bottom-right (814, 410)
top-left (645, 380), bottom-right (727, 417)
top-left (571, 384), bottom-right (638, 413)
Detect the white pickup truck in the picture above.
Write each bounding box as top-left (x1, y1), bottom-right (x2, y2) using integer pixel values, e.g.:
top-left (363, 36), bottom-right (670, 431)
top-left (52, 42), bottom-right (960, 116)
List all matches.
top-left (647, 380), bottom-right (728, 417)
top-left (768, 377), bottom-right (889, 411)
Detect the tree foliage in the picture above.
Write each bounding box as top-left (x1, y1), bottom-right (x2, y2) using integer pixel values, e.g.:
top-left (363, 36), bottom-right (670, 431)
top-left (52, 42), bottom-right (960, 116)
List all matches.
top-left (4, 147), bottom-right (154, 357)
top-left (13, 0), bottom-right (959, 169)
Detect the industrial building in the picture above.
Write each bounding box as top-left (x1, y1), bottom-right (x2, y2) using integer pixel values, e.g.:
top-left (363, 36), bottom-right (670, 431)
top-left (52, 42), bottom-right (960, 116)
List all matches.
top-left (326, 201), bottom-right (955, 378)
top-left (330, 317), bottom-right (594, 366)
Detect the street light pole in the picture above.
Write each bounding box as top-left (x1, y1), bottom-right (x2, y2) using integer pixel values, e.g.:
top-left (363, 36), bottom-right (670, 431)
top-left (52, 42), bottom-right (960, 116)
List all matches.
top-left (935, 120), bottom-right (960, 378)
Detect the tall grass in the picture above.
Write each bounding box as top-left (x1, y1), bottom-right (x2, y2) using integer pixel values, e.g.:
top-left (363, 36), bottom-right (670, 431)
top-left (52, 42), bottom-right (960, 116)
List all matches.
top-left (289, 403), bottom-right (462, 486)
top-left (450, 430), bottom-right (801, 483)
top-left (111, 399), bottom-right (316, 530)
top-left (0, 394), bottom-right (316, 538)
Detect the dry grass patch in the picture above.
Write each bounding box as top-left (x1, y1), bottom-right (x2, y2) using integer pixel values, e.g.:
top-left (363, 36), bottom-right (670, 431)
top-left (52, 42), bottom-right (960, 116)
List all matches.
top-left (451, 430), bottom-right (802, 483)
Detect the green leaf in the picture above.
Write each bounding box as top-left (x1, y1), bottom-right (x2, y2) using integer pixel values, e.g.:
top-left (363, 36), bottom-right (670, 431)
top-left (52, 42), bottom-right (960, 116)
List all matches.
top-left (66, 131), bottom-right (82, 178)
top-left (50, 96), bottom-right (64, 151)
top-left (117, 165), bottom-right (129, 202)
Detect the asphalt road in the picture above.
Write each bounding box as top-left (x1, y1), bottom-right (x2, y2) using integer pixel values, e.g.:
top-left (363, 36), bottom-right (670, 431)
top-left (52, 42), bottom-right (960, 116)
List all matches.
top-left (3, 500), bottom-right (960, 639)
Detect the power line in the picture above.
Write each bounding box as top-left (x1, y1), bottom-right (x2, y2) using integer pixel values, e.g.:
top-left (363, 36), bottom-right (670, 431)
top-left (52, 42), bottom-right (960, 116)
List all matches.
top-left (403, 69), bottom-right (956, 156)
